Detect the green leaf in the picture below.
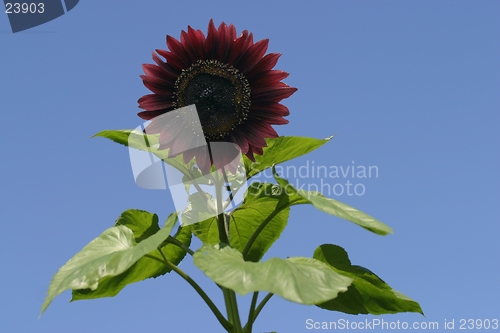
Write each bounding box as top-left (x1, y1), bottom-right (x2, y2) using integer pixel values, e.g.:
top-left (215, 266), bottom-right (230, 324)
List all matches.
top-left (92, 129), bottom-right (135, 147)
top-left (230, 197), bottom-right (289, 262)
top-left (189, 216), bottom-right (219, 245)
top-left (41, 212), bottom-right (179, 315)
top-left (114, 209), bottom-right (160, 242)
top-left (93, 129), bottom-right (165, 155)
top-left (193, 244), bottom-right (352, 305)
top-left (190, 182), bottom-right (289, 262)
top-left (244, 136), bottom-right (332, 179)
top-left (93, 129), bottom-right (196, 177)
top-left (273, 167), bottom-right (393, 235)
top-left (314, 244), bottom-right (423, 315)
top-left (72, 210), bottom-right (191, 301)
top-left (181, 192), bottom-right (218, 227)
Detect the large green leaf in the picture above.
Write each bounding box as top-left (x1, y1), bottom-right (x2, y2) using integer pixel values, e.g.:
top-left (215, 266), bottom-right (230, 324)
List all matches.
top-left (193, 244), bottom-right (352, 305)
top-left (190, 182), bottom-right (289, 262)
top-left (273, 167), bottom-right (393, 235)
top-left (93, 129), bottom-right (196, 177)
top-left (230, 198), bottom-right (289, 263)
top-left (314, 244), bottom-right (423, 315)
top-left (244, 136), bottom-right (332, 179)
top-left (41, 211), bottom-right (178, 315)
top-left (72, 210), bottom-right (191, 301)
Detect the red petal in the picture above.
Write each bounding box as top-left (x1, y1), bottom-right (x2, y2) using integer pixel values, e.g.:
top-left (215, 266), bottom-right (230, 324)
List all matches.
top-left (166, 35), bottom-right (191, 67)
top-left (252, 81), bottom-right (288, 93)
top-left (236, 39), bottom-right (269, 74)
top-left (142, 64), bottom-right (175, 87)
top-left (183, 147), bottom-right (197, 164)
top-left (250, 70), bottom-right (289, 88)
top-left (218, 22), bottom-right (236, 63)
top-left (146, 115), bottom-right (180, 135)
top-left (152, 52), bottom-right (181, 79)
top-left (156, 49), bottom-right (186, 71)
top-left (250, 110), bottom-right (289, 125)
top-left (138, 109), bottom-right (169, 120)
top-left (205, 19), bottom-right (219, 59)
top-left (224, 155), bottom-right (240, 175)
top-left (140, 75), bottom-right (174, 94)
top-left (180, 30), bottom-right (197, 63)
top-left (211, 142), bottom-right (239, 172)
top-left (142, 64), bottom-right (161, 77)
top-left (251, 121), bottom-right (279, 138)
top-left (252, 86), bottom-right (298, 102)
top-left (195, 146), bottom-right (212, 175)
top-left (183, 26), bottom-right (206, 60)
top-left (250, 103), bottom-right (290, 116)
top-left (158, 121), bottom-right (184, 146)
top-left (143, 115), bottom-right (170, 134)
top-left (229, 130), bottom-right (249, 154)
top-left (247, 32), bottom-right (254, 47)
top-left (157, 141), bottom-right (173, 151)
top-left (228, 30), bottom-right (250, 65)
top-left (251, 145), bottom-right (264, 155)
top-left (242, 126), bottom-right (267, 149)
top-left (215, 22), bottom-right (228, 60)
top-left (138, 94), bottom-right (173, 111)
top-left (246, 53), bottom-right (282, 79)
top-left (245, 150), bottom-right (256, 161)
top-left (170, 130), bottom-right (194, 156)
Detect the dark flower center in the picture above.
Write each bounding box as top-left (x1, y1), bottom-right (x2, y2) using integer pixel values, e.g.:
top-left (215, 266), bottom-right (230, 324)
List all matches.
top-left (173, 60), bottom-right (251, 140)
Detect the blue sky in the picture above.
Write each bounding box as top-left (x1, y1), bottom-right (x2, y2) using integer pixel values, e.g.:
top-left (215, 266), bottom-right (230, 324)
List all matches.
top-left (1, 1), bottom-right (499, 332)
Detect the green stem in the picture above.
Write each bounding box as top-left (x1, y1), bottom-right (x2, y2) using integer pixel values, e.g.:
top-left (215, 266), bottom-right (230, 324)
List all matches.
top-left (253, 293), bottom-right (274, 323)
top-left (165, 235), bottom-right (195, 256)
top-left (243, 292), bottom-right (259, 333)
top-left (211, 165), bottom-right (243, 333)
top-left (214, 171), bottom-right (229, 245)
top-left (145, 252), bottom-right (232, 332)
top-left (222, 287), bottom-right (243, 333)
top-left (221, 165), bottom-right (235, 210)
top-left (187, 169), bottom-right (212, 208)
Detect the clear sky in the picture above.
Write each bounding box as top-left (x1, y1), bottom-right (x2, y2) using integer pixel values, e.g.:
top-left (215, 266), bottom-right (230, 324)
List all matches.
top-left (1, 1), bottom-right (499, 332)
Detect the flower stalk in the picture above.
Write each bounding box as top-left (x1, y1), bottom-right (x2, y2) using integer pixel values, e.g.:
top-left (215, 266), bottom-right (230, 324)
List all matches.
top-left (213, 168), bottom-right (243, 332)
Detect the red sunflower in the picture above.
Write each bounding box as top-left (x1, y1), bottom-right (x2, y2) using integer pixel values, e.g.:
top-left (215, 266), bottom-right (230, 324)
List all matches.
top-left (138, 19), bottom-right (297, 174)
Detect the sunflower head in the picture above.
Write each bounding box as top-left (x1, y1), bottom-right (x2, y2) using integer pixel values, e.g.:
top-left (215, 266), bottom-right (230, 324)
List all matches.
top-left (138, 19), bottom-right (297, 174)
